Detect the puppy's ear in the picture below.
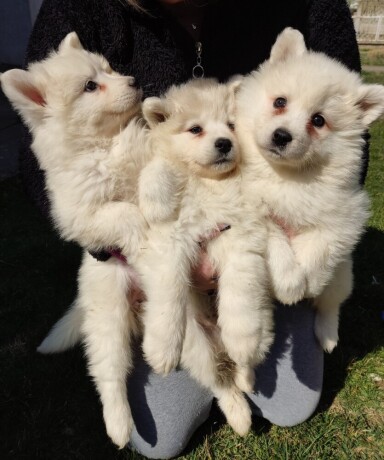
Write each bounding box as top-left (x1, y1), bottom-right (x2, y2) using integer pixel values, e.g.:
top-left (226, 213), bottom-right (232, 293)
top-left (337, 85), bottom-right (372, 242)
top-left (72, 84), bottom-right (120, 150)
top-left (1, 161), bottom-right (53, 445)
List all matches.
top-left (356, 84), bottom-right (384, 126)
top-left (0, 69), bottom-right (46, 129)
top-left (142, 97), bottom-right (169, 128)
top-left (227, 74), bottom-right (244, 93)
top-left (59, 32), bottom-right (84, 53)
top-left (270, 27), bottom-right (306, 63)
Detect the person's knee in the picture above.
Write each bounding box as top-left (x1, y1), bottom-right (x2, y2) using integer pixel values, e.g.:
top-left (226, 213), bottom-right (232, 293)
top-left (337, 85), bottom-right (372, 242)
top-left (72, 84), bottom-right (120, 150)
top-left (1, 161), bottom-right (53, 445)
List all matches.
top-left (249, 302), bottom-right (324, 427)
top-left (129, 436), bottom-right (186, 459)
top-left (129, 400), bottom-right (212, 459)
top-left (263, 387), bottom-right (322, 427)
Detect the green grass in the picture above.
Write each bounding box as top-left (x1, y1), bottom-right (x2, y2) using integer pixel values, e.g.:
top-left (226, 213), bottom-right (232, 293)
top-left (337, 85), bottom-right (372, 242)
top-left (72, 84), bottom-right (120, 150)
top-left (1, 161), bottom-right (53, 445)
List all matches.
top-left (1, 73), bottom-right (384, 459)
top-left (362, 72), bottom-right (384, 232)
top-left (362, 71), bottom-right (384, 85)
top-left (360, 46), bottom-right (384, 67)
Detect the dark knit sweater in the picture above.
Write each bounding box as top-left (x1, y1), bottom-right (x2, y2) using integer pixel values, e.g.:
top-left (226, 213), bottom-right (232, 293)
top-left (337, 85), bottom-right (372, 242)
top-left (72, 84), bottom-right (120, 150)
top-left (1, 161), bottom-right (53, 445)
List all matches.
top-left (22, 0), bottom-right (362, 217)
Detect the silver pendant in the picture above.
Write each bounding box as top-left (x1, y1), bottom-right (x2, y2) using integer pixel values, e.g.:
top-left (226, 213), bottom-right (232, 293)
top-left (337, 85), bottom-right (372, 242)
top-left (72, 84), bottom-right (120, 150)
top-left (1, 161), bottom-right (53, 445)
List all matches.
top-left (192, 41), bottom-right (204, 79)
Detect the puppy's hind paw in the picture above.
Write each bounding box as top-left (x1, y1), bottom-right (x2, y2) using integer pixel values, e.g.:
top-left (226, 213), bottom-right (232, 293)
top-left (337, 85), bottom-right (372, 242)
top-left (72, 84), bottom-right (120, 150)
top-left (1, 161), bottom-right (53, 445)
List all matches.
top-left (104, 401), bottom-right (133, 449)
top-left (319, 337), bottom-right (338, 353)
top-left (315, 313), bottom-right (339, 353)
top-left (218, 389), bottom-right (252, 437)
top-left (143, 336), bottom-right (182, 375)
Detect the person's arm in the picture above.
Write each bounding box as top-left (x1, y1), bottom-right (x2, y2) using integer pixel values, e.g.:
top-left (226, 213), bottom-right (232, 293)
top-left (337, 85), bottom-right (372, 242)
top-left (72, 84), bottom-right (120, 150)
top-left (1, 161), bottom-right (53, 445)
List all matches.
top-left (26, 0), bottom-right (116, 64)
top-left (304, 0), bottom-right (360, 72)
top-left (304, 0), bottom-right (368, 184)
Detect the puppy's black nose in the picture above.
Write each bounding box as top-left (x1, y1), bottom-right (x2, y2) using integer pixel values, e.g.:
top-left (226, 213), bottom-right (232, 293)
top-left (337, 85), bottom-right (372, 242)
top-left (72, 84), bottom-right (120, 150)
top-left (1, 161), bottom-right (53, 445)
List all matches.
top-left (272, 128), bottom-right (292, 148)
top-left (215, 138), bottom-right (232, 155)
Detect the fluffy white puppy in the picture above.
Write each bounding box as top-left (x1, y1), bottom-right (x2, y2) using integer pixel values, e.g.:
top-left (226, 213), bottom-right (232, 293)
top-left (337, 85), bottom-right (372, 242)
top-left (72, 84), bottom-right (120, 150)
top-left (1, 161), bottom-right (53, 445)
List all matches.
top-left (236, 28), bottom-right (384, 352)
top-left (1, 32), bottom-right (149, 448)
top-left (1, 33), bottom-right (147, 254)
top-left (40, 78), bottom-right (274, 439)
top-left (2, 38), bottom-right (274, 442)
top-left (138, 78), bottom-right (274, 435)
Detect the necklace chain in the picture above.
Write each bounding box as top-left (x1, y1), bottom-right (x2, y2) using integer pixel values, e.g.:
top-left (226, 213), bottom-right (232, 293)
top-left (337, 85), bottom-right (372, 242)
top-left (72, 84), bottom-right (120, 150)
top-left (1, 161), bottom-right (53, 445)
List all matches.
top-left (192, 41), bottom-right (204, 79)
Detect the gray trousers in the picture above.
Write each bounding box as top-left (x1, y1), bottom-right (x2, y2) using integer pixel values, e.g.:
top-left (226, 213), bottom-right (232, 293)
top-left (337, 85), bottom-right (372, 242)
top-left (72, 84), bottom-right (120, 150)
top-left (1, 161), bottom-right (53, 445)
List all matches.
top-left (127, 303), bottom-right (323, 459)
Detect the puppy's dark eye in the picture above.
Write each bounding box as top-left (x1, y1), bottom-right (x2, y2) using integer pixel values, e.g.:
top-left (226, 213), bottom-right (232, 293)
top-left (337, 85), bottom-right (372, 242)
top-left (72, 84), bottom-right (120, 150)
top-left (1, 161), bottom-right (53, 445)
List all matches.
top-left (311, 114), bottom-right (325, 128)
top-left (84, 81), bottom-right (99, 92)
top-left (228, 122), bottom-right (235, 131)
top-left (273, 97), bottom-right (287, 109)
top-left (189, 125), bottom-right (203, 135)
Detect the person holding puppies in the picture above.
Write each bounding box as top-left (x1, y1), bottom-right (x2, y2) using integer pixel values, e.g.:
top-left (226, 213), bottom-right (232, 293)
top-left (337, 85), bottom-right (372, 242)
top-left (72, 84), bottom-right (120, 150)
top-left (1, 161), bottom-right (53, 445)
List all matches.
top-left (22, 0), bottom-right (362, 458)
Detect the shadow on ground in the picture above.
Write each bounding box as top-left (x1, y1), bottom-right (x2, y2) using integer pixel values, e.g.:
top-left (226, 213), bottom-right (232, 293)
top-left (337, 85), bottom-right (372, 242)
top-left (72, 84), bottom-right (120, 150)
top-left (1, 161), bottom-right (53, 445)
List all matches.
top-left (318, 227), bottom-right (384, 413)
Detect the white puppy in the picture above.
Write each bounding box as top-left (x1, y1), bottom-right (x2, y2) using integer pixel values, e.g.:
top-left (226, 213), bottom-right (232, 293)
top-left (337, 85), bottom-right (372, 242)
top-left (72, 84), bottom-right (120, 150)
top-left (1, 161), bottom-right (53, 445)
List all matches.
top-left (47, 78), bottom-right (273, 438)
top-left (138, 78), bottom-right (274, 435)
top-left (2, 44), bottom-right (273, 444)
top-left (1, 33), bottom-right (149, 448)
top-left (1, 33), bottom-right (147, 254)
top-left (236, 28), bottom-right (384, 352)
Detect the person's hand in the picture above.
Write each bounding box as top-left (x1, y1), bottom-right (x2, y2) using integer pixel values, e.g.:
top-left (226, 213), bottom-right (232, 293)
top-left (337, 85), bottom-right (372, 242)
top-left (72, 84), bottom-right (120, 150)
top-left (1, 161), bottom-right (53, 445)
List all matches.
top-left (191, 224), bottom-right (231, 293)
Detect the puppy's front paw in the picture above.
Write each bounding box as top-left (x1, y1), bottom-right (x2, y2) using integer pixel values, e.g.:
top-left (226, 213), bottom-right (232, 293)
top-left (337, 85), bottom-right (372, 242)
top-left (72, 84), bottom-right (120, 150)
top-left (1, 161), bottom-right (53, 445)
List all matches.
top-left (103, 400), bottom-right (133, 449)
top-left (272, 267), bottom-right (306, 305)
top-left (143, 334), bottom-right (182, 375)
top-left (314, 311), bottom-right (339, 353)
top-left (218, 389), bottom-right (252, 437)
top-left (122, 215), bottom-right (147, 258)
top-left (223, 331), bottom-right (264, 371)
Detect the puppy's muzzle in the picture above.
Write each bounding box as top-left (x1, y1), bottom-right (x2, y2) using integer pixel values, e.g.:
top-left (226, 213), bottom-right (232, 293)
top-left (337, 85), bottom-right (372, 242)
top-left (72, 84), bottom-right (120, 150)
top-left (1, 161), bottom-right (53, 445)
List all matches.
top-left (215, 137), bottom-right (232, 158)
top-left (272, 128), bottom-right (292, 149)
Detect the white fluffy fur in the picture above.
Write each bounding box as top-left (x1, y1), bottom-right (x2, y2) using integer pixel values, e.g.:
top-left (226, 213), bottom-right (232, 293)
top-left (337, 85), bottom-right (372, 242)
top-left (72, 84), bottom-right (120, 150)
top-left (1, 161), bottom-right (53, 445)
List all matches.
top-left (1, 33), bottom-right (149, 448)
top-left (1, 32), bottom-right (148, 253)
top-left (2, 45), bottom-right (275, 445)
top-left (137, 79), bottom-right (274, 435)
top-left (236, 28), bottom-right (384, 352)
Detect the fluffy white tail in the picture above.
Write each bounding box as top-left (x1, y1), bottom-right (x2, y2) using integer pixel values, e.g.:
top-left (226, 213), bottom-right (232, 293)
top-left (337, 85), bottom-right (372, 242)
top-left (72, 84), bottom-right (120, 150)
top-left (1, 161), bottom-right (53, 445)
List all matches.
top-left (37, 303), bottom-right (83, 353)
